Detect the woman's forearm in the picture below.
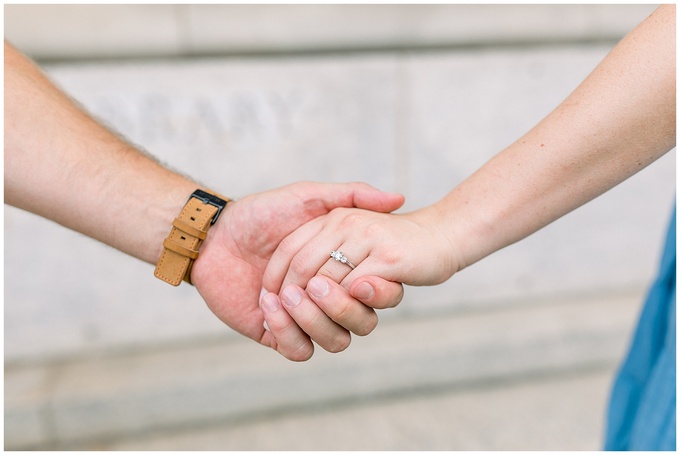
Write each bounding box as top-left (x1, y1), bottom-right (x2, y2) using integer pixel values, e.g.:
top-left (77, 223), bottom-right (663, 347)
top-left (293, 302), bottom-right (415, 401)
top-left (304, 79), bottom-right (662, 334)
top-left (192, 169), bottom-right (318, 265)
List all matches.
top-left (436, 5), bottom-right (676, 271)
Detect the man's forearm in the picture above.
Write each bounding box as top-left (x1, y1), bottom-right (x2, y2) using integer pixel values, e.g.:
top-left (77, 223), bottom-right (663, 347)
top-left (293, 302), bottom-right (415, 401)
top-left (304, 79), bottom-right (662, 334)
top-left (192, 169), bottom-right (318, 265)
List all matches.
top-left (434, 5), bottom-right (676, 270)
top-left (4, 41), bottom-right (201, 264)
top-left (4, 41), bottom-right (410, 359)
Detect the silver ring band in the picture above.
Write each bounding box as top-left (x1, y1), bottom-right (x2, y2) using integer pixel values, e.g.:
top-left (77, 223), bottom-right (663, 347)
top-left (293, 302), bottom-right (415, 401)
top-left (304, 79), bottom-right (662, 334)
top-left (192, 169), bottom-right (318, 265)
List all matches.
top-left (330, 250), bottom-right (356, 269)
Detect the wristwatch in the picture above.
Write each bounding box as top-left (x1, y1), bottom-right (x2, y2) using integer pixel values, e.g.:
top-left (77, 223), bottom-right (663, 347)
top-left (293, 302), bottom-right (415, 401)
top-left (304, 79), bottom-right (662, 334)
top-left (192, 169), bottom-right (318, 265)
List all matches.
top-left (154, 189), bottom-right (230, 286)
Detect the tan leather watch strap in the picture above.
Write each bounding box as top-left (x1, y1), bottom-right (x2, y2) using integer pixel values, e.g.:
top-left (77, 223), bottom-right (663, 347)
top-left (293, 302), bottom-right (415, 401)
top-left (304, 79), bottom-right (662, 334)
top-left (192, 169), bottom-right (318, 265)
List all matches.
top-left (154, 189), bottom-right (229, 286)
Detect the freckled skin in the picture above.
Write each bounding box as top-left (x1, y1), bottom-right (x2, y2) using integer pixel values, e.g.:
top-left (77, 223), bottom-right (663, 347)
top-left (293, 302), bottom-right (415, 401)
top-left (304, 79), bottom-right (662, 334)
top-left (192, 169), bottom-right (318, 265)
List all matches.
top-left (260, 6), bottom-right (675, 358)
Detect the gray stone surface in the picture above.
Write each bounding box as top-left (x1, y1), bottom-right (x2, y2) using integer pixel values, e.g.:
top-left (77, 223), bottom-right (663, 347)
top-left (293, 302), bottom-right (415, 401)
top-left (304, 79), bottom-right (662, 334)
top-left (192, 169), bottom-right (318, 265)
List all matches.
top-left (108, 368), bottom-right (616, 451)
top-left (4, 366), bottom-right (54, 448)
top-left (44, 56), bottom-right (401, 194)
top-left (5, 46), bottom-right (674, 363)
top-left (3, 6), bottom-right (673, 450)
top-left (5, 293), bottom-right (640, 449)
top-left (5, 5), bottom-right (656, 60)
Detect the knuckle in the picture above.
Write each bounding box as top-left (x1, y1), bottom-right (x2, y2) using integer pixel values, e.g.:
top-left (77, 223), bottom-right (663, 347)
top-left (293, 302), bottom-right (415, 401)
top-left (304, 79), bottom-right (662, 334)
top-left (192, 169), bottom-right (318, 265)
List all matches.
top-left (363, 220), bottom-right (386, 239)
top-left (377, 248), bottom-right (401, 267)
top-left (383, 285), bottom-right (405, 308)
top-left (354, 313), bottom-right (378, 337)
top-left (337, 211), bottom-right (367, 229)
top-left (288, 342), bottom-right (314, 362)
top-left (268, 314), bottom-right (297, 335)
top-left (289, 253), bottom-right (313, 277)
top-left (297, 310), bottom-right (324, 332)
top-left (324, 296), bottom-right (353, 323)
top-left (366, 282), bottom-right (404, 310)
top-left (325, 332), bottom-right (351, 353)
top-left (277, 235), bottom-right (299, 257)
top-left (269, 318), bottom-right (314, 362)
top-left (394, 287), bottom-right (405, 306)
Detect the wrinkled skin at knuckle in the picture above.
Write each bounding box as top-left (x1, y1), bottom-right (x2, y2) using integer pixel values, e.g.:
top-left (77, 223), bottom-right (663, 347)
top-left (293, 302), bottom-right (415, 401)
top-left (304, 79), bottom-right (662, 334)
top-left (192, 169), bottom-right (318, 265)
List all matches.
top-left (323, 295), bottom-right (353, 325)
top-left (289, 252), bottom-right (315, 278)
top-left (336, 210), bottom-right (369, 231)
top-left (287, 341), bottom-right (314, 362)
top-left (326, 332), bottom-right (351, 353)
top-left (353, 311), bottom-right (378, 336)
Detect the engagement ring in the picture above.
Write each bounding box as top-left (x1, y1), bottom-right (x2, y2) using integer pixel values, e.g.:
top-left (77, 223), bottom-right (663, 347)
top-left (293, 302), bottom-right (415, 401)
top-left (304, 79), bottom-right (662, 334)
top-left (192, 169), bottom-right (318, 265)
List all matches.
top-left (330, 250), bottom-right (356, 269)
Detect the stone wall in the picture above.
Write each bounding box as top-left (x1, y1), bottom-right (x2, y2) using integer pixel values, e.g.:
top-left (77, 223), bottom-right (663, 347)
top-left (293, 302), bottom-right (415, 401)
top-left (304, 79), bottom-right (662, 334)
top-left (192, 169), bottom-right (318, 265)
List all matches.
top-left (4, 5), bottom-right (675, 449)
top-left (6, 4), bottom-right (673, 363)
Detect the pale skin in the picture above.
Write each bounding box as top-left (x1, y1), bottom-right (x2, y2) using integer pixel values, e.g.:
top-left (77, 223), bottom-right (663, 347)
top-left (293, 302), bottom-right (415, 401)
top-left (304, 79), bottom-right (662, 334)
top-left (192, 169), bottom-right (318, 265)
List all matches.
top-left (4, 41), bottom-right (406, 361)
top-left (261, 5), bottom-right (676, 353)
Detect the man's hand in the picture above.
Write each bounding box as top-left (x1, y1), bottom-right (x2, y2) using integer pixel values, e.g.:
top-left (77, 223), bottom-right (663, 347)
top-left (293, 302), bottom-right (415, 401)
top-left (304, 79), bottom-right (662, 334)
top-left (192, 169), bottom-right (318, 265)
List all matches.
top-left (190, 181), bottom-right (405, 361)
top-left (5, 43), bottom-right (404, 362)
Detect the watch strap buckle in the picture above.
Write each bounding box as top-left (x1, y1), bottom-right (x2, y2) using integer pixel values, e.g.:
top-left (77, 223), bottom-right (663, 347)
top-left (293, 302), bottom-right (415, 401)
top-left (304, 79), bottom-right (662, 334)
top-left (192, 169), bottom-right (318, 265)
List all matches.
top-left (154, 189), bottom-right (229, 286)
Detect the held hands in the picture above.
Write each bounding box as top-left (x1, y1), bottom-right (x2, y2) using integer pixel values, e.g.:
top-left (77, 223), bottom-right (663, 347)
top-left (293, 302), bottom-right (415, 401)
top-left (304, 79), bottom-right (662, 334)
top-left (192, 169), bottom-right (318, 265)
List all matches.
top-left (189, 182), bottom-right (406, 361)
top-left (260, 205), bottom-right (463, 359)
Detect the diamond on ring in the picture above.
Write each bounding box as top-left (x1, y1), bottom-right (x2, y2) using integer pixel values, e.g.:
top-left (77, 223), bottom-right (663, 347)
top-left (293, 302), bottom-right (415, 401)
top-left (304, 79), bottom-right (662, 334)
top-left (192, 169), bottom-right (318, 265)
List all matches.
top-left (330, 250), bottom-right (356, 269)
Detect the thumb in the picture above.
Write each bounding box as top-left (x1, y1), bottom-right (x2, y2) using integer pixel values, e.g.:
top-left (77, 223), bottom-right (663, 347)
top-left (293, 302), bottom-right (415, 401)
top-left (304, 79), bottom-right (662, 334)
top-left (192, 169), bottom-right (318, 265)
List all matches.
top-left (353, 186), bottom-right (405, 213)
top-left (301, 181), bottom-right (404, 213)
top-left (350, 276), bottom-right (404, 310)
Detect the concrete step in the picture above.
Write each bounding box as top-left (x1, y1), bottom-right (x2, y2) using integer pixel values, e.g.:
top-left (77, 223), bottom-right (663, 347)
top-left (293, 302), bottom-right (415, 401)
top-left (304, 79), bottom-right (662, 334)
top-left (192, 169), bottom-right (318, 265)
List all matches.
top-left (5, 292), bottom-right (641, 450)
top-left (106, 367), bottom-right (617, 451)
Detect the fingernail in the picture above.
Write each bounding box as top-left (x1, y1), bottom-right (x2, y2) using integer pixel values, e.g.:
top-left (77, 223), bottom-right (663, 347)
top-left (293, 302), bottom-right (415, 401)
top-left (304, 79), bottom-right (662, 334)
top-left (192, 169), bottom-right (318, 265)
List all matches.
top-left (282, 286), bottom-right (303, 308)
top-left (308, 276), bottom-right (330, 299)
top-left (261, 293), bottom-right (280, 313)
top-left (263, 321), bottom-right (271, 332)
top-left (260, 288), bottom-right (268, 300)
top-left (353, 281), bottom-right (375, 300)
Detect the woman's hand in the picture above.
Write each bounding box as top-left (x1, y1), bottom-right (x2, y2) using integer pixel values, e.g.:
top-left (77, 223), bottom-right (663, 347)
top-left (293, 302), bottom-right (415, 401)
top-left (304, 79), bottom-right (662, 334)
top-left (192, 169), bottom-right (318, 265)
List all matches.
top-left (259, 205), bottom-right (462, 358)
top-left (190, 181), bottom-right (407, 362)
